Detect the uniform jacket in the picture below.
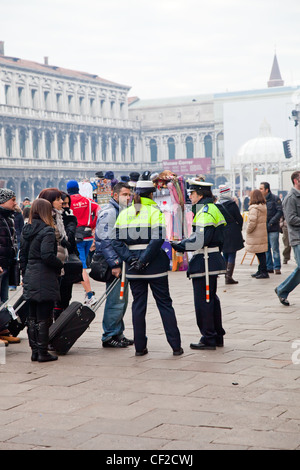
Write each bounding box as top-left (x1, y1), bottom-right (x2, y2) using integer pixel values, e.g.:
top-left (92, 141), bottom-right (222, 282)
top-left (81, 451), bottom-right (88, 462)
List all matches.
top-left (112, 197), bottom-right (170, 279)
top-left (20, 218), bottom-right (63, 303)
top-left (265, 191), bottom-right (283, 233)
top-left (282, 187), bottom-right (300, 246)
top-left (245, 203), bottom-right (268, 254)
top-left (217, 199), bottom-right (244, 253)
top-left (95, 197), bottom-right (122, 269)
top-left (0, 206), bottom-right (17, 269)
top-left (173, 197), bottom-right (226, 279)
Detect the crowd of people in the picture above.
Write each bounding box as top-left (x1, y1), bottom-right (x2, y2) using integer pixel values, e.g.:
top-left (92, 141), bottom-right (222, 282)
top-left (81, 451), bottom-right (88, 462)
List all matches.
top-left (0, 170), bottom-right (300, 362)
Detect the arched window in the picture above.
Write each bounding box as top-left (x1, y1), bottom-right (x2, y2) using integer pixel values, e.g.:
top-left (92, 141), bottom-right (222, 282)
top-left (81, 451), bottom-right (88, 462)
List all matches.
top-left (32, 129), bottom-right (39, 158)
top-left (101, 135), bottom-right (107, 161)
top-left (69, 133), bottom-right (76, 160)
top-left (45, 130), bottom-right (52, 159)
top-left (150, 139), bottom-right (157, 162)
top-left (5, 127), bottom-right (13, 157)
top-left (204, 135), bottom-right (212, 158)
top-left (7, 180), bottom-right (16, 193)
top-left (91, 135), bottom-right (97, 161)
top-left (168, 137), bottom-right (175, 160)
top-left (34, 180), bottom-right (43, 198)
top-left (19, 128), bottom-right (26, 158)
top-left (130, 137), bottom-right (135, 162)
top-left (111, 136), bottom-right (117, 161)
top-left (185, 136), bottom-right (194, 159)
top-left (58, 180), bottom-right (66, 191)
top-left (217, 132), bottom-right (224, 158)
top-left (80, 133), bottom-right (86, 161)
top-left (21, 181), bottom-right (29, 201)
top-left (121, 136), bottom-right (126, 161)
top-left (57, 132), bottom-right (64, 160)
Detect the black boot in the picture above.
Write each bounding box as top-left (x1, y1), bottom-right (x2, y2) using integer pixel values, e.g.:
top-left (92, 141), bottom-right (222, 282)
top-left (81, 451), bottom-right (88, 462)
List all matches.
top-left (36, 320), bottom-right (58, 362)
top-left (225, 262), bottom-right (238, 284)
top-left (27, 318), bottom-right (38, 362)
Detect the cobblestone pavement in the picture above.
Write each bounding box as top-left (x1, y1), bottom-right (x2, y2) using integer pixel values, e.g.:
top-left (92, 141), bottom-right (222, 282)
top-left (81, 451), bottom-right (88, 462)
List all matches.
top-left (1, 249), bottom-right (300, 450)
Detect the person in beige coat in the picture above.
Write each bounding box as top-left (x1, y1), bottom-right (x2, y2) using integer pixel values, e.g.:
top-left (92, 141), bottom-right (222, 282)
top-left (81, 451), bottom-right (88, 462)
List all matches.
top-left (245, 189), bottom-right (269, 279)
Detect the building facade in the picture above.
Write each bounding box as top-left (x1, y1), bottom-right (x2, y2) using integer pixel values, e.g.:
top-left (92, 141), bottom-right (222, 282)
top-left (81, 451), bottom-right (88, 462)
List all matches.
top-left (128, 94), bottom-right (224, 183)
top-left (0, 42), bottom-right (151, 201)
top-left (1, 42), bottom-right (299, 200)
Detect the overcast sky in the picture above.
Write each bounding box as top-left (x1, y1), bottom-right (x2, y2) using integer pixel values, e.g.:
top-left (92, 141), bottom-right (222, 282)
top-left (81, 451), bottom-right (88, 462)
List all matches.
top-left (1, 0), bottom-right (300, 99)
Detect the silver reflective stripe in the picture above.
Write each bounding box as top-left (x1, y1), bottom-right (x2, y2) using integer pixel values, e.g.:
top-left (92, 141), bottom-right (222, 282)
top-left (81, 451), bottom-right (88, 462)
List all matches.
top-left (126, 272), bottom-right (168, 279)
top-left (128, 244), bottom-right (149, 250)
top-left (193, 247), bottom-right (219, 255)
top-left (189, 270), bottom-right (226, 278)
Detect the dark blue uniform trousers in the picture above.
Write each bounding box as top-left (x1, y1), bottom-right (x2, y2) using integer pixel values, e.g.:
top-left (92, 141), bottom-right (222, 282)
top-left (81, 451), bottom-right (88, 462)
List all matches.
top-left (129, 276), bottom-right (181, 352)
top-left (192, 275), bottom-right (225, 346)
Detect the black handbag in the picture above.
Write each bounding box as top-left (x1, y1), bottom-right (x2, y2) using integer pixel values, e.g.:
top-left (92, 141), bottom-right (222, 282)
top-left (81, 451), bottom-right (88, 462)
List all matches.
top-left (9, 259), bottom-right (20, 286)
top-left (63, 253), bottom-right (83, 284)
top-left (89, 253), bottom-right (114, 283)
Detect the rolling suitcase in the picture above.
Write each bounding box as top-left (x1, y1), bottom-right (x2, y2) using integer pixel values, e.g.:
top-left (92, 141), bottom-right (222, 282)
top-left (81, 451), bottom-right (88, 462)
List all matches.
top-left (0, 287), bottom-right (28, 334)
top-left (7, 295), bottom-right (30, 337)
top-left (49, 277), bottom-right (120, 354)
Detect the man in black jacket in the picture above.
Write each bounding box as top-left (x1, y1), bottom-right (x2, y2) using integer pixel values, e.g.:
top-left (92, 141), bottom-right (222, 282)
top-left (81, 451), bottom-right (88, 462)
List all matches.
top-left (260, 182), bottom-right (283, 274)
top-left (0, 189), bottom-right (17, 303)
top-left (0, 188), bottom-right (21, 344)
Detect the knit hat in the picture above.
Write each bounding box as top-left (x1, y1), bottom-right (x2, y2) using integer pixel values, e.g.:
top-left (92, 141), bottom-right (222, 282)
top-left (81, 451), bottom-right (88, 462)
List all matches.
top-left (66, 180), bottom-right (79, 195)
top-left (0, 188), bottom-right (16, 205)
top-left (219, 184), bottom-right (231, 195)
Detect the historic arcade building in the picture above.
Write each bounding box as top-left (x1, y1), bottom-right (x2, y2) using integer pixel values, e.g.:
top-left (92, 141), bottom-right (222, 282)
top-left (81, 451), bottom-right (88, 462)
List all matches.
top-left (0, 41), bottom-right (145, 201)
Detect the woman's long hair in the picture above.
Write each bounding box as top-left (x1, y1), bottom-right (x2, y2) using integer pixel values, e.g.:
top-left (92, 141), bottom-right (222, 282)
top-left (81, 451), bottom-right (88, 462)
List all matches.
top-left (249, 189), bottom-right (266, 206)
top-left (28, 199), bottom-right (55, 228)
top-left (38, 188), bottom-right (62, 205)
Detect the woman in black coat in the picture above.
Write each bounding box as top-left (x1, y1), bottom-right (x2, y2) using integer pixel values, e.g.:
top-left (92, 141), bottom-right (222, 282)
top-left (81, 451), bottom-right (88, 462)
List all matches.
top-left (20, 199), bottom-right (63, 362)
top-left (217, 185), bottom-right (244, 284)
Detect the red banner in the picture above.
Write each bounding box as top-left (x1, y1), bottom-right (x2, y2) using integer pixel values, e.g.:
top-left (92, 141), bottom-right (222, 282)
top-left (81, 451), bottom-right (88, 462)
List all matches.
top-left (162, 158), bottom-right (211, 176)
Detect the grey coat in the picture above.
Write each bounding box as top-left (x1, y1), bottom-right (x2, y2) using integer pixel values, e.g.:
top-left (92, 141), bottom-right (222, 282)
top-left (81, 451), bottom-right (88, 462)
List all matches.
top-left (282, 187), bottom-right (300, 246)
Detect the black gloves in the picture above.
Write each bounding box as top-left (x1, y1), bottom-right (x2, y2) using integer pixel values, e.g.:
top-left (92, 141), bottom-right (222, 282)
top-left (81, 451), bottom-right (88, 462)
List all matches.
top-left (129, 258), bottom-right (148, 271)
top-left (170, 241), bottom-right (185, 253)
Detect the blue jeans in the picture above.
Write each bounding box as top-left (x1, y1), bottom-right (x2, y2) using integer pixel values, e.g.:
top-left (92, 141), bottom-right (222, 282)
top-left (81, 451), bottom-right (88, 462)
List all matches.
top-left (102, 278), bottom-right (129, 342)
top-left (266, 232), bottom-right (281, 270)
top-left (277, 244), bottom-right (300, 299)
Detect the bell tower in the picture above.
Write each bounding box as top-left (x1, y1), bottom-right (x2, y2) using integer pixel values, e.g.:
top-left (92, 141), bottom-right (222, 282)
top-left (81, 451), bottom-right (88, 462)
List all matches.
top-left (267, 53), bottom-right (284, 87)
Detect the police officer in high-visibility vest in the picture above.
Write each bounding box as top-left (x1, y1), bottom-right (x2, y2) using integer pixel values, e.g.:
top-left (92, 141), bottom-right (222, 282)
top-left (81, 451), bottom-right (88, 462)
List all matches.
top-left (112, 179), bottom-right (183, 357)
top-left (171, 179), bottom-right (226, 350)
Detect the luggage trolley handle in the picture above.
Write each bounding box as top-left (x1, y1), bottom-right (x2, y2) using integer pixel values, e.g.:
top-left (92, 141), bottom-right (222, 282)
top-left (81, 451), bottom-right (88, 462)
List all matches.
top-left (0, 286), bottom-right (23, 313)
top-left (91, 277), bottom-right (121, 312)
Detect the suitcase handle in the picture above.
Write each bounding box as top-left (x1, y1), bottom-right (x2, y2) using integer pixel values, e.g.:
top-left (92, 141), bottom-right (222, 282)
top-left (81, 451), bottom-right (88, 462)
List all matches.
top-left (0, 286), bottom-right (23, 312)
top-left (92, 277), bottom-right (121, 312)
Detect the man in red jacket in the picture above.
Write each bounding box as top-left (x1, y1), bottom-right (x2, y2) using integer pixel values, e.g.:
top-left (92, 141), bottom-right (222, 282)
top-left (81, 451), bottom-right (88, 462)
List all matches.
top-left (67, 180), bottom-right (99, 306)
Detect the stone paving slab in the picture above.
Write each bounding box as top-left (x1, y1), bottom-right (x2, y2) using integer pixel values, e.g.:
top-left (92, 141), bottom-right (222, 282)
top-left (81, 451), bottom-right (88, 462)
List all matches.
top-left (1, 249), bottom-right (300, 450)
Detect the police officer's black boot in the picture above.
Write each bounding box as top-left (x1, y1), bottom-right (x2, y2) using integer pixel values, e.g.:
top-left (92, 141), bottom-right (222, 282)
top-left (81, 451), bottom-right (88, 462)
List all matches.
top-left (225, 262), bottom-right (238, 284)
top-left (36, 321), bottom-right (58, 362)
top-left (27, 318), bottom-right (38, 362)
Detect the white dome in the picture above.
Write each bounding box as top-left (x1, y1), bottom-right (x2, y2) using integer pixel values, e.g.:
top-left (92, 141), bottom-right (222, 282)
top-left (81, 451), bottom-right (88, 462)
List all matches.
top-left (232, 119), bottom-right (286, 165)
